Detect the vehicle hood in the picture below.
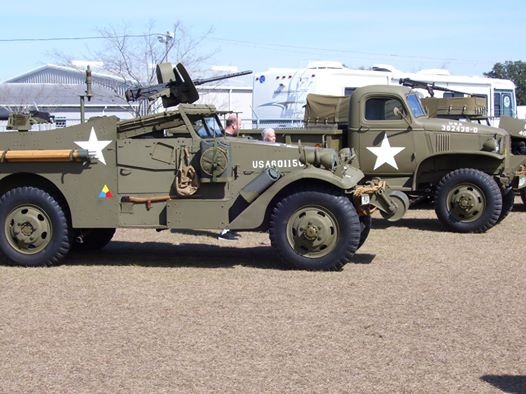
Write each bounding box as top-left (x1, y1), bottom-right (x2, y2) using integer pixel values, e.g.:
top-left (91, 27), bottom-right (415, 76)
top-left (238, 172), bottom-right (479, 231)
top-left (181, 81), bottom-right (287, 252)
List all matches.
top-left (417, 117), bottom-right (508, 137)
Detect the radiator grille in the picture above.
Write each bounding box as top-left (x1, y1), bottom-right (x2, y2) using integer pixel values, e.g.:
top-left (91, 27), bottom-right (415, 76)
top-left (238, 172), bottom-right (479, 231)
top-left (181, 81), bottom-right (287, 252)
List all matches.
top-left (435, 133), bottom-right (450, 152)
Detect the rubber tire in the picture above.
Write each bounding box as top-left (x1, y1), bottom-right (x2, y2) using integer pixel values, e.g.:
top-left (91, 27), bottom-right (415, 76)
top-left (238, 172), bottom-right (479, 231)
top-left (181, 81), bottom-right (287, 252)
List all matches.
top-left (521, 188), bottom-right (526, 206)
top-left (357, 215), bottom-right (372, 250)
top-left (434, 169), bottom-right (502, 233)
top-left (72, 228), bottom-right (116, 251)
top-left (269, 188), bottom-right (361, 271)
top-left (0, 186), bottom-right (70, 267)
top-left (498, 187), bottom-right (514, 223)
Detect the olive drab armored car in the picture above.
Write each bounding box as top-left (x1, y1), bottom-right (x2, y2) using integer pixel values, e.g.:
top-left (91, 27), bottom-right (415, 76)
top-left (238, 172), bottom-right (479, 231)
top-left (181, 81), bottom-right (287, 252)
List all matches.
top-left (242, 85), bottom-right (526, 233)
top-left (0, 63), bottom-right (408, 271)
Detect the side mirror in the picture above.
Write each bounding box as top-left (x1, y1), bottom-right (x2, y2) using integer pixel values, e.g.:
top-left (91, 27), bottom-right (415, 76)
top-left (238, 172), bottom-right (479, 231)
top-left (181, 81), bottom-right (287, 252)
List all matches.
top-left (393, 106), bottom-right (412, 129)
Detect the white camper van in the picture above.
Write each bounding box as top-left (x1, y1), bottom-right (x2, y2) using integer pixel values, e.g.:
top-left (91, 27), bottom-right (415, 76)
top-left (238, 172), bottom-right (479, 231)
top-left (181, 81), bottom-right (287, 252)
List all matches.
top-left (252, 61), bottom-right (516, 128)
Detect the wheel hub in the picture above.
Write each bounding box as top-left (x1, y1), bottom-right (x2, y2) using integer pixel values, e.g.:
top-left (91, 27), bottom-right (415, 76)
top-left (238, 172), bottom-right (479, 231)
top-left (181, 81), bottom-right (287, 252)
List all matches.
top-left (448, 184), bottom-right (485, 221)
top-left (303, 224), bottom-right (319, 241)
top-left (457, 195), bottom-right (474, 210)
top-left (287, 207), bottom-right (338, 257)
top-left (6, 206), bottom-right (52, 254)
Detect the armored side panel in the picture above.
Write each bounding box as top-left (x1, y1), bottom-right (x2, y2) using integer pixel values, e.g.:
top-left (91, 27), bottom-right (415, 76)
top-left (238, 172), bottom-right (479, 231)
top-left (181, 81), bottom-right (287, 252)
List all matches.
top-left (0, 117), bottom-right (120, 228)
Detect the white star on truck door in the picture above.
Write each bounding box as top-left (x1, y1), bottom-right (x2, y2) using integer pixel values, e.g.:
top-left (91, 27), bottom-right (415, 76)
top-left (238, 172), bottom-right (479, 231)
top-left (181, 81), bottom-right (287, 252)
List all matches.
top-left (366, 133), bottom-right (405, 170)
top-left (74, 127), bottom-right (112, 165)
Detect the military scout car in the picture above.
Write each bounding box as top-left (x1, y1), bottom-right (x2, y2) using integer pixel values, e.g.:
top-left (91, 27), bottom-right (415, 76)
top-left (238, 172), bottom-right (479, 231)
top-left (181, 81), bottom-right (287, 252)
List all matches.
top-left (242, 85), bottom-right (526, 233)
top-left (0, 63), bottom-right (408, 271)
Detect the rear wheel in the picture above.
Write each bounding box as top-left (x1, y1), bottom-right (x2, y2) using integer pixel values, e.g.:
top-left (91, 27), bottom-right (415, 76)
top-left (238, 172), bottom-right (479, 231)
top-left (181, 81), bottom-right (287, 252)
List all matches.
top-left (0, 187), bottom-right (70, 267)
top-left (269, 188), bottom-right (361, 271)
top-left (434, 169), bottom-right (502, 233)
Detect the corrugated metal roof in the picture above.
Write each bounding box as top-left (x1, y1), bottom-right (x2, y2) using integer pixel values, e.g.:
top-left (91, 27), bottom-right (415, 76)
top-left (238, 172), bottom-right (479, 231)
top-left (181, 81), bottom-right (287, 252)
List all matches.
top-left (0, 83), bottom-right (129, 106)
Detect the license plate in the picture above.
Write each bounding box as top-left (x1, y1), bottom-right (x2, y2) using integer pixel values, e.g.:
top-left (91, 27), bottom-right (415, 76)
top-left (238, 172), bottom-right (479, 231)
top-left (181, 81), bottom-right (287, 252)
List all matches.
top-left (361, 194), bottom-right (370, 205)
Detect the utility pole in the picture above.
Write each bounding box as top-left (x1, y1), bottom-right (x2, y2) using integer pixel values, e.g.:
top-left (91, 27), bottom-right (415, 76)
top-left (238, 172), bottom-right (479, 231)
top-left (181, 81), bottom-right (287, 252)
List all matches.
top-left (80, 65), bottom-right (93, 123)
top-left (157, 31), bottom-right (174, 63)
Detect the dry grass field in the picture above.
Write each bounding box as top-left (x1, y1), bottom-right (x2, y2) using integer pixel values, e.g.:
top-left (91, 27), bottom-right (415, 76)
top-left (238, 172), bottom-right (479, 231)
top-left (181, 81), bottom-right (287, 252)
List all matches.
top-left (1, 200), bottom-right (525, 393)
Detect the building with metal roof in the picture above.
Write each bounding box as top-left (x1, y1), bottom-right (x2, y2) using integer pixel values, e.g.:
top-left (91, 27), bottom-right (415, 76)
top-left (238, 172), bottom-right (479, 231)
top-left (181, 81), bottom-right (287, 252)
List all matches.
top-left (0, 64), bottom-right (253, 130)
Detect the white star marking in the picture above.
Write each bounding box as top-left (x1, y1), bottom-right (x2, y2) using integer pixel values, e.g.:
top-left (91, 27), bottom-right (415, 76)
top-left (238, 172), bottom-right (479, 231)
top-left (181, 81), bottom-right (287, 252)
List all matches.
top-left (74, 127), bottom-right (112, 165)
top-left (366, 134), bottom-right (405, 170)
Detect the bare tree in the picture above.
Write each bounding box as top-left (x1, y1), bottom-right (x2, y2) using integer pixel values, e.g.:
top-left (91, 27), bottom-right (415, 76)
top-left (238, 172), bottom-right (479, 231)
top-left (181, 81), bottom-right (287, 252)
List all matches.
top-left (94, 21), bottom-right (215, 115)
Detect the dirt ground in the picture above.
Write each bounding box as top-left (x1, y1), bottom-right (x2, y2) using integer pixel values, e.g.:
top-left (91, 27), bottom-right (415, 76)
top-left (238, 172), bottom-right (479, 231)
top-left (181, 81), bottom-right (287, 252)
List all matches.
top-left (1, 199), bottom-right (525, 393)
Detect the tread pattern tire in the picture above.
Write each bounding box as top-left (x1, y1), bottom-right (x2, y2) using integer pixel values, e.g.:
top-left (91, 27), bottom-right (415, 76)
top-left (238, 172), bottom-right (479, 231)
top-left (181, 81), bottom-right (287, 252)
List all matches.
top-left (498, 187), bottom-right (514, 223)
top-left (433, 168), bottom-right (502, 233)
top-left (358, 215), bottom-right (372, 250)
top-left (0, 186), bottom-right (70, 267)
top-left (269, 187), bottom-right (360, 271)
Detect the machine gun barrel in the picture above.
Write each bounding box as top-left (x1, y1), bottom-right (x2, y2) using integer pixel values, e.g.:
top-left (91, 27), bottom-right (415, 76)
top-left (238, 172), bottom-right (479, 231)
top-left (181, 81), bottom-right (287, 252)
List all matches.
top-left (125, 69), bottom-right (252, 102)
top-left (193, 70), bottom-right (253, 86)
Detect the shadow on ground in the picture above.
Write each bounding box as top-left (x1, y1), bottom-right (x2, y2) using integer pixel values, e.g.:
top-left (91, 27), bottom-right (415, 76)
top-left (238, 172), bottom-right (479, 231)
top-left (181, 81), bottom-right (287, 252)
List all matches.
top-left (372, 217), bottom-right (442, 232)
top-left (480, 374), bottom-right (526, 393)
top-left (373, 201), bottom-right (526, 232)
top-left (65, 241), bottom-right (376, 270)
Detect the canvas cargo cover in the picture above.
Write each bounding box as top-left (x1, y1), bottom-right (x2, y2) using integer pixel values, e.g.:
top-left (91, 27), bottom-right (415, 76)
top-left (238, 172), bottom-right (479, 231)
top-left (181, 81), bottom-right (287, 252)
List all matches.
top-left (421, 96), bottom-right (487, 118)
top-left (304, 94), bottom-right (350, 125)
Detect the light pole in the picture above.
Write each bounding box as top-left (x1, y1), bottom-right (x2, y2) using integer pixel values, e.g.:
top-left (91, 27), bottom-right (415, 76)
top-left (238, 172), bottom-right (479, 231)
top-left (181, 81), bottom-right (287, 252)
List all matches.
top-left (157, 31), bottom-right (174, 63)
top-left (80, 65), bottom-right (93, 123)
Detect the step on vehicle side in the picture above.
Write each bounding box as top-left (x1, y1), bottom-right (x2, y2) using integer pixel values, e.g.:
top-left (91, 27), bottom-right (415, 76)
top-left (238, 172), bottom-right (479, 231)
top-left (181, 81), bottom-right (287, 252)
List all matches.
top-left (0, 63), bottom-right (408, 271)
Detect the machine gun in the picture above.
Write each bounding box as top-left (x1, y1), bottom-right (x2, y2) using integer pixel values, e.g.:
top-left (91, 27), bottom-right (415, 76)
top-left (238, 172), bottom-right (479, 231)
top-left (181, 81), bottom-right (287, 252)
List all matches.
top-left (399, 77), bottom-right (485, 98)
top-left (6, 110), bottom-right (54, 132)
top-left (125, 63), bottom-right (252, 108)
top-left (400, 78), bottom-right (488, 120)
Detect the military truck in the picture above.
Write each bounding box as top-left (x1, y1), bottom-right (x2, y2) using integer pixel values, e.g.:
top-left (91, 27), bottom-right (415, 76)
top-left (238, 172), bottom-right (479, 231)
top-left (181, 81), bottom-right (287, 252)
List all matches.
top-left (404, 79), bottom-right (526, 209)
top-left (0, 63), bottom-right (408, 271)
top-left (242, 85), bottom-right (526, 233)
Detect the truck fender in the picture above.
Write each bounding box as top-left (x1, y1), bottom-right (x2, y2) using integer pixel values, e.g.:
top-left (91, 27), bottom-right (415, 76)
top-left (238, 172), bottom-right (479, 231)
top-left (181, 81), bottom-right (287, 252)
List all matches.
top-left (229, 166), bottom-right (362, 230)
top-left (413, 151), bottom-right (505, 189)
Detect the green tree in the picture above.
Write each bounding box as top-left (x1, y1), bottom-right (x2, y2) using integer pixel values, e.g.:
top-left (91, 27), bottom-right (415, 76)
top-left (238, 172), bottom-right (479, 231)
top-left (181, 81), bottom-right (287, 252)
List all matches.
top-left (484, 61), bottom-right (526, 106)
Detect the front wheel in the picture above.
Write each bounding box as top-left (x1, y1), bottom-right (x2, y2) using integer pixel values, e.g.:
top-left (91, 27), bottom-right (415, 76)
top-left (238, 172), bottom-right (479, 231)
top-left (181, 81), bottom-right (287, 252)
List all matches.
top-left (357, 215), bottom-right (372, 250)
top-left (0, 187), bottom-right (70, 266)
top-left (434, 169), bottom-right (502, 233)
top-left (269, 188), bottom-right (361, 271)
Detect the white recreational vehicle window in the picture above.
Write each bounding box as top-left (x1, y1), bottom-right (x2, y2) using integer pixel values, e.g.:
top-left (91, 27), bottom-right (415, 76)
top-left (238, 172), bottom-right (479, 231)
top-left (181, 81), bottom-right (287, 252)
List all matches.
top-left (494, 90), bottom-right (515, 117)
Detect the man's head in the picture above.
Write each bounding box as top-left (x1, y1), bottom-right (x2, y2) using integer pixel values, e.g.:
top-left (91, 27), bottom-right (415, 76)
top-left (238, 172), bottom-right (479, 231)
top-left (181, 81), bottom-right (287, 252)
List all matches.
top-left (261, 128), bottom-right (276, 143)
top-left (225, 114), bottom-right (241, 136)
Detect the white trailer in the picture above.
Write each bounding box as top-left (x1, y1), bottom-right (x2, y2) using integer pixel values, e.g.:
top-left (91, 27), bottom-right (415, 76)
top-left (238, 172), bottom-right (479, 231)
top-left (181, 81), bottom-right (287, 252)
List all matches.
top-left (252, 61), bottom-right (517, 128)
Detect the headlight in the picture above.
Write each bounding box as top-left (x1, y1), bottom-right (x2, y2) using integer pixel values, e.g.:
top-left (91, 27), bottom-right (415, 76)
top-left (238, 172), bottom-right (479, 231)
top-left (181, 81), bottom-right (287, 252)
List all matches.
top-left (482, 137), bottom-right (498, 152)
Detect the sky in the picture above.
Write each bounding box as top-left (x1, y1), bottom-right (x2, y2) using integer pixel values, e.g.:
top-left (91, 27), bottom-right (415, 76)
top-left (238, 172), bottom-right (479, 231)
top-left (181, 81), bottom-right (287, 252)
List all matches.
top-left (0, 0), bottom-right (524, 82)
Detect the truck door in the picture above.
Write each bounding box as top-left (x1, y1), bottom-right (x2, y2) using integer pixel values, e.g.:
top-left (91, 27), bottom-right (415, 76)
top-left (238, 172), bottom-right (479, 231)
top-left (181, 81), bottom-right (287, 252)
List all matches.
top-left (357, 95), bottom-right (416, 177)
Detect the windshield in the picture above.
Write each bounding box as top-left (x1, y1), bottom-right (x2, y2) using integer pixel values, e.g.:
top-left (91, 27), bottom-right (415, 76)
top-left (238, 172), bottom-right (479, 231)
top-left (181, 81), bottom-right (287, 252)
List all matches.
top-left (407, 94), bottom-right (426, 118)
top-left (195, 116), bottom-right (224, 138)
